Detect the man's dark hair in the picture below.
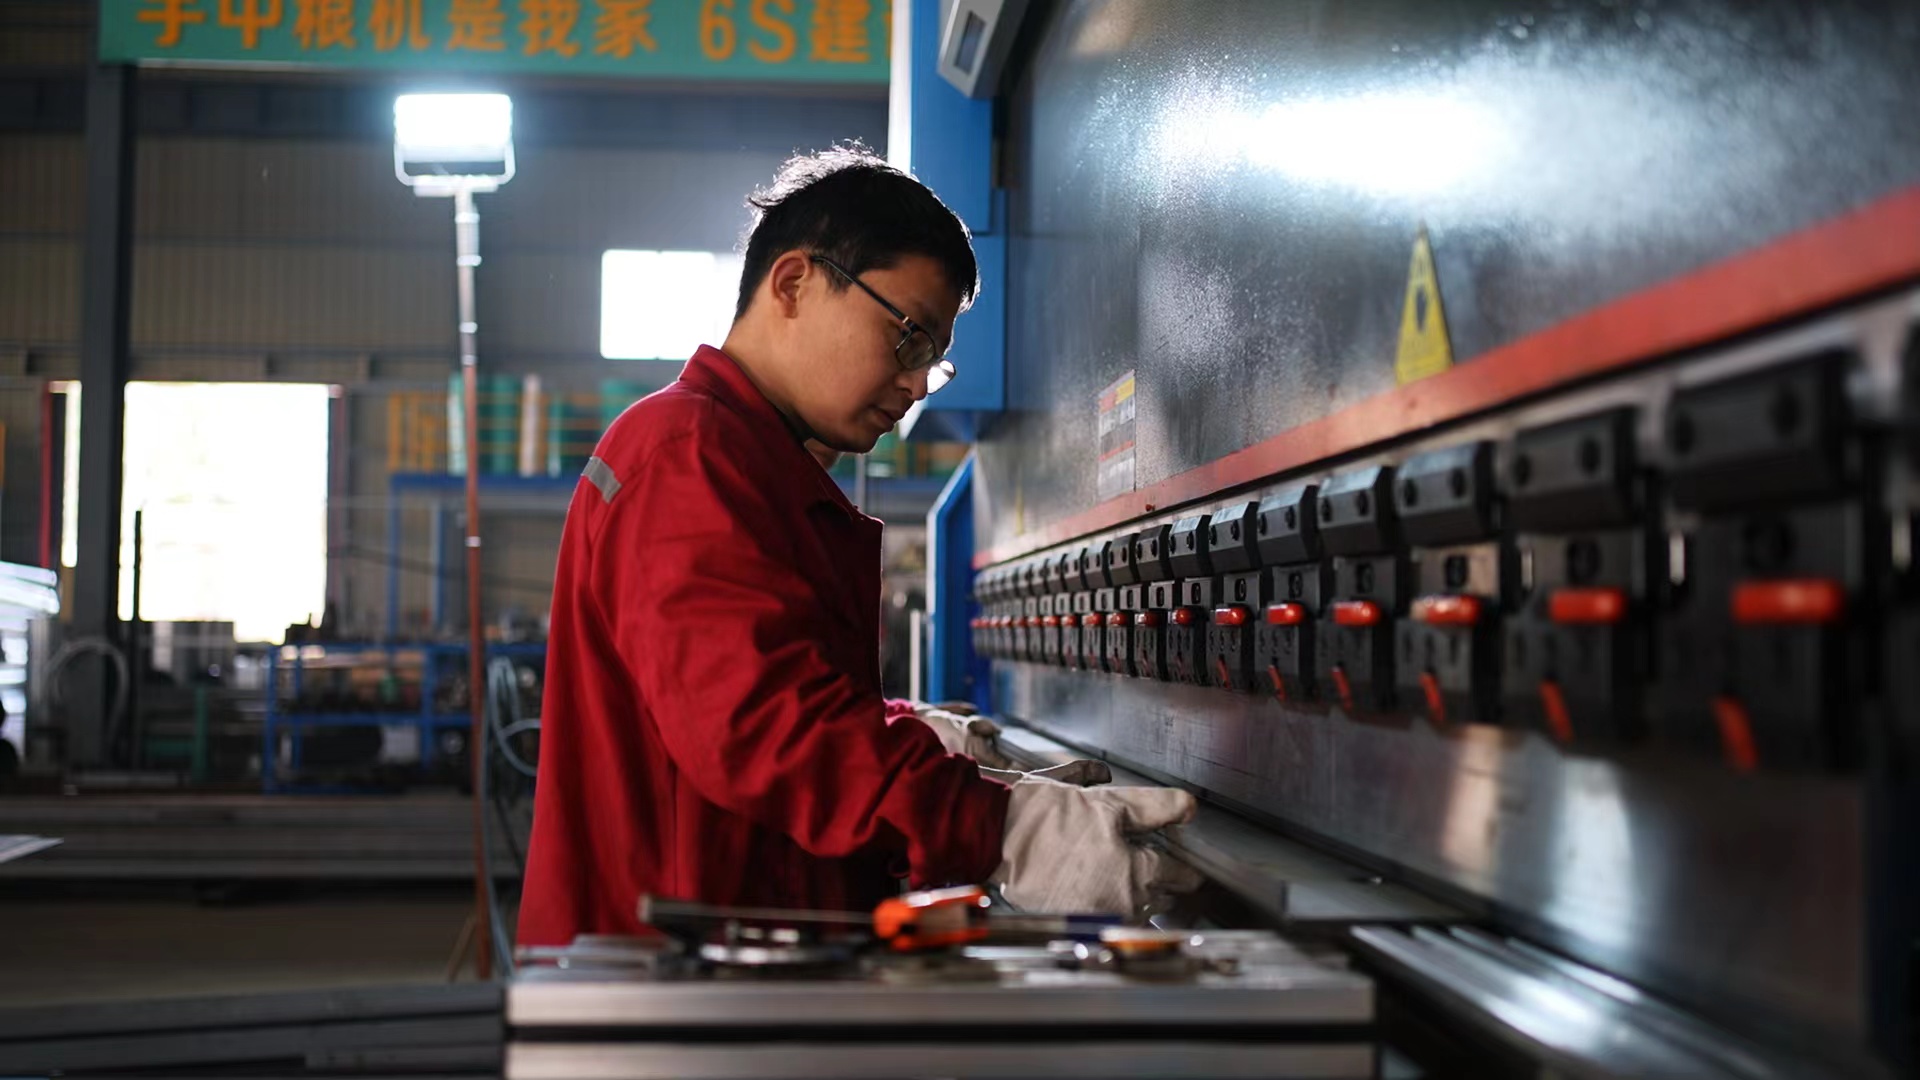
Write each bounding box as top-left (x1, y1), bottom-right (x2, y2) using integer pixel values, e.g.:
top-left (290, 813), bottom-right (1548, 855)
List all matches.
top-left (735, 143), bottom-right (979, 321)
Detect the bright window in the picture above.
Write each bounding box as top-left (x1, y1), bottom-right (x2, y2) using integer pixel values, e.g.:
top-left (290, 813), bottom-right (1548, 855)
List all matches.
top-left (600, 249), bottom-right (743, 361)
top-left (59, 383), bottom-right (331, 644)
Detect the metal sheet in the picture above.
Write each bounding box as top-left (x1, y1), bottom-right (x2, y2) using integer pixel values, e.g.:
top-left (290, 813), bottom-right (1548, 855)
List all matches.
top-left (978, 246), bottom-right (1917, 1060)
top-left (999, 661), bottom-right (1867, 1052)
top-left (0, 835), bottom-right (58, 864)
top-left (507, 968), bottom-right (1374, 1028)
top-left (0, 981), bottom-right (501, 1040)
top-left (1348, 927), bottom-right (1888, 1080)
top-left (0, 1014), bottom-right (501, 1074)
top-left (982, 0), bottom-right (1920, 549)
top-left (506, 1041), bottom-right (1375, 1080)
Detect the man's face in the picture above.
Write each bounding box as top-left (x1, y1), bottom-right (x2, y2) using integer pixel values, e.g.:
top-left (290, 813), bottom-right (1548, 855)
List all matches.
top-left (784, 253), bottom-right (960, 453)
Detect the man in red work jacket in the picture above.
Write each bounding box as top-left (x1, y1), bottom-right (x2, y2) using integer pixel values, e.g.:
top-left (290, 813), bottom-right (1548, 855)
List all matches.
top-left (519, 147), bottom-right (1196, 948)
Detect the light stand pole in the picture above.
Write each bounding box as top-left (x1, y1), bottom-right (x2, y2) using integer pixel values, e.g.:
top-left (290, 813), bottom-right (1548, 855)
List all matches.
top-left (395, 93), bottom-right (515, 981)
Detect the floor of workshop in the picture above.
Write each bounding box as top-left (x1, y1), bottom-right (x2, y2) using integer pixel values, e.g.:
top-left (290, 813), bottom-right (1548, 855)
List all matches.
top-left (0, 883), bottom-right (508, 1006)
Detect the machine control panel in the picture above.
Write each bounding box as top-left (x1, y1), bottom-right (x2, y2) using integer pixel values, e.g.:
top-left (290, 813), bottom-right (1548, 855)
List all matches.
top-left (1252, 484), bottom-right (1326, 704)
top-left (1132, 524), bottom-right (1176, 681)
top-left (1504, 408), bottom-right (1651, 748)
top-left (1394, 442), bottom-right (1505, 727)
top-left (968, 337), bottom-right (1910, 778)
top-left (1652, 355), bottom-right (1870, 771)
top-left (1317, 466), bottom-right (1405, 716)
top-left (1105, 532), bottom-right (1140, 676)
top-left (1205, 501), bottom-right (1261, 693)
top-left (1166, 514), bottom-right (1214, 686)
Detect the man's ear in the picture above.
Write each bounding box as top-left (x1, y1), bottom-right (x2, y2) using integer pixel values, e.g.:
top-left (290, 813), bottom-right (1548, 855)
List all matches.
top-left (764, 250), bottom-right (813, 319)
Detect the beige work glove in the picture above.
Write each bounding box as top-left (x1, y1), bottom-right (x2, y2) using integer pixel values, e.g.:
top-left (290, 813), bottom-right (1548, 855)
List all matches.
top-left (988, 777), bottom-right (1203, 916)
top-left (979, 759), bottom-right (1113, 787)
top-left (913, 704), bottom-right (1017, 770)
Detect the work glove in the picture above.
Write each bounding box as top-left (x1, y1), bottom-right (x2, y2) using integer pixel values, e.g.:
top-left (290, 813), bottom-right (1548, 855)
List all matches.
top-left (979, 759), bottom-right (1113, 787)
top-left (913, 704), bottom-right (1017, 770)
top-left (988, 776), bottom-right (1203, 916)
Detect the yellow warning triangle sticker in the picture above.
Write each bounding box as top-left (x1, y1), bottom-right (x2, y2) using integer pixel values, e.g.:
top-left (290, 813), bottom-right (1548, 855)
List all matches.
top-left (1394, 227), bottom-right (1454, 385)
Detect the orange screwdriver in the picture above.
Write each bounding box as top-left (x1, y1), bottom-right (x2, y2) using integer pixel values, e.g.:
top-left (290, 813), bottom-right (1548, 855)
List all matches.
top-left (640, 887), bottom-right (1121, 953)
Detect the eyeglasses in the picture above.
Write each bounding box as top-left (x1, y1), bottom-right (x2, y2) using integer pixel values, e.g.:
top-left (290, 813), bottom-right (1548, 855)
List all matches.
top-left (810, 255), bottom-right (956, 394)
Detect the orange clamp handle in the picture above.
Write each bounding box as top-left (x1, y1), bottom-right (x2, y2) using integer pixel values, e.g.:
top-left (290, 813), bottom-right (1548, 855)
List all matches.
top-left (1411, 595), bottom-right (1481, 626)
top-left (1711, 696), bottom-right (1760, 772)
top-left (1265, 602), bottom-right (1307, 626)
top-left (872, 885), bottom-right (992, 952)
top-left (1081, 614), bottom-right (1102, 627)
top-left (1418, 670), bottom-right (1448, 726)
top-left (1106, 612), bottom-right (1127, 627)
top-left (1212, 605), bottom-right (1250, 627)
top-left (1731, 578), bottom-right (1844, 625)
top-left (1549, 587), bottom-right (1627, 625)
top-left (1171, 607), bottom-right (1201, 627)
top-left (1330, 664), bottom-right (1356, 713)
top-left (1135, 611), bottom-right (1164, 628)
top-left (1332, 600), bottom-right (1382, 627)
top-left (1041, 615), bottom-right (1060, 628)
top-left (1538, 680), bottom-right (1575, 744)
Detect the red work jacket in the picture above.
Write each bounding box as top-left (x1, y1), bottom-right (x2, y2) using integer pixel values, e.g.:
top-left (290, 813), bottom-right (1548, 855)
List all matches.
top-left (517, 345), bottom-right (1009, 947)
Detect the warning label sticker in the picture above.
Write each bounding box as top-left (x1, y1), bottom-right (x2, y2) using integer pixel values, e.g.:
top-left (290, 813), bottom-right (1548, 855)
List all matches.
top-left (1394, 227), bottom-right (1455, 385)
top-left (1097, 370), bottom-right (1137, 502)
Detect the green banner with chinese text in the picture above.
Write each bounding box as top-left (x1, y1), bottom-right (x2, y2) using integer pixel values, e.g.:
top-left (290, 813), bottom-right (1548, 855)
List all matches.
top-left (99, 0), bottom-right (889, 84)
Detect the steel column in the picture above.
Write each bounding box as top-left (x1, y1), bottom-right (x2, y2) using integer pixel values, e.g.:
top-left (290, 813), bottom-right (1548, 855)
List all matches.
top-left (70, 62), bottom-right (136, 767)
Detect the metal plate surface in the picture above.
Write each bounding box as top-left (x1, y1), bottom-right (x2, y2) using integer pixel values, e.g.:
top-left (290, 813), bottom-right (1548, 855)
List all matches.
top-left (980, 0), bottom-right (1920, 550)
top-left (979, 290), bottom-right (1920, 1066)
top-left (507, 963), bottom-right (1374, 1027)
top-left (506, 1040), bottom-right (1375, 1080)
top-left (998, 661), bottom-right (1867, 1054)
top-left (1348, 926), bottom-right (1890, 1080)
top-left (0, 835), bottom-right (59, 864)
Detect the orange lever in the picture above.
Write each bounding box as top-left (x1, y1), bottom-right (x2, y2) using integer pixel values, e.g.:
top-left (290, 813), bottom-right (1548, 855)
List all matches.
top-left (1411, 595), bottom-right (1481, 626)
top-left (1332, 600), bottom-right (1382, 627)
top-left (1538, 680), bottom-right (1575, 744)
top-left (1418, 671), bottom-right (1448, 726)
top-left (1330, 665), bottom-right (1356, 713)
top-left (1265, 602), bottom-right (1307, 626)
top-left (1549, 587), bottom-right (1626, 625)
top-left (1212, 605), bottom-right (1250, 627)
top-left (1711, 696), bottom-right (1760, 773)
top-left (1731, 578), bottom-right (1844, 625)
top-left (872, 885), bottom-right (992, 952)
